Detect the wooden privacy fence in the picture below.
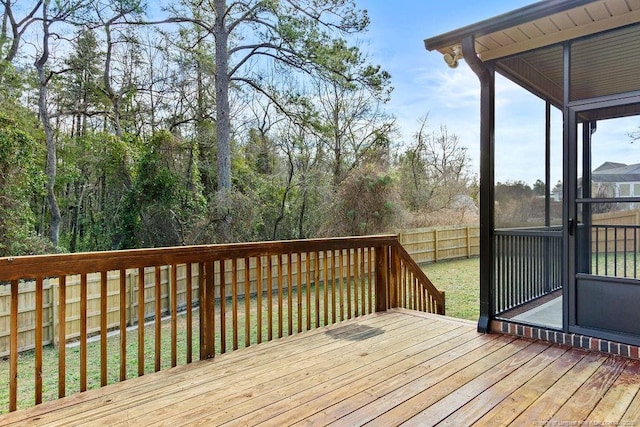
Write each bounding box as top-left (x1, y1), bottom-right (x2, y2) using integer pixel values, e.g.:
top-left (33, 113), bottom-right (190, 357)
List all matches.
top-left (399, 225), bottom-right (479, 264)
top-left (0, 267), bottom-right (197, 357)
top-left (0, 235), bottom-right (444, 413)
top-left (591, 209), bottom-right (640, 253)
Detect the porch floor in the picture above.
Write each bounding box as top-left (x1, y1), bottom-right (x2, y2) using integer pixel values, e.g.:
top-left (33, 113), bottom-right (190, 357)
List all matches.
top-left (511, 296), bottom-right (563, 329)
top-left (2, 309), bottom-right (640, 426)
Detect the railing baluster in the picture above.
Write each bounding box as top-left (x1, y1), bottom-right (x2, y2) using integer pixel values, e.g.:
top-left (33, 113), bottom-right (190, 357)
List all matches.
top-left (119, 269), bottom-right (127, 381)
top-left (219, 260), bottom-right (226, 354)
top-left (367, 248), bottom-right (373, 314)
top-left (277, 255), bottom-right (284, 338)
top-left (267, 256), bottom-right (273, 341)
top-left (80, 273), bottom-right (88, 391)
top-left (416, 273), bottom-right (420, 310)
top-left (407, 272), bottom-right (413, 310)
top-left (346, 249), bottom-right (352, 319)
top-left (100, 271), bottom-right (108, 386)
top-left (496, 234), bottom-right (502, 312)
top-left (605, 227), bottom-right (609, 276)
top-left (35, 277), bottom-right (43, 405)
top-left (10, 279), bottom-right (18, 411)
top-left (353, 249), bottom-right (359, 318)
top-left (403, 263), bottom-right (408, 308)
top-left (186, 263), bottom-right (193, 362)
top-left (59, 275), bottom-right (67, 397)
top-left (595, 225), bottom-right (600, 275)
top-left (331, 250), bottom-right (337, 324)
top-left (287, 253), bottom-right (293, 336)
top-left (360, 248), bottom-right (366, 315)
top-left (614, 227), bottom-right (618, 277)
top-left (137, 267), bottom-right (145, 376)
top-left (633, 227), bottom-right (640, 279)
top-left (171, 264), bottom-right (177, 367)
top-left (314, 252), bottom-right (320, 328)
top-left (339, 250), bottom-right (345, 321)
top-left (324, 250), bottom-right (329, 325)
top-left (244, 258), bottom-right (251, 348)
top-left (257, 256), bottom-right (262, 344)
top-left (623, 228), bottom-right (628, 277)
top-left (299, 252), bottom-right (304, 332)
top-left (154, 266), bottom-right (161, 372)
top-left (306, 252), bottom-right (311, 331)
top-left (232, 258), bottom-right (238, 350)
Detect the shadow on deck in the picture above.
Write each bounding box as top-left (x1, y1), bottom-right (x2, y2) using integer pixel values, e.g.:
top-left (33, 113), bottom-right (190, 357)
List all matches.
top-left (1, 308), bottom-right (639, 426)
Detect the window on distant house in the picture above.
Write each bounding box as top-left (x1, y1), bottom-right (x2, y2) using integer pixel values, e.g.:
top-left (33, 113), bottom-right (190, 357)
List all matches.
top-left (620, 183), bottom-right (631, 197)
top-left (634, 183), bottom-right (640, 196)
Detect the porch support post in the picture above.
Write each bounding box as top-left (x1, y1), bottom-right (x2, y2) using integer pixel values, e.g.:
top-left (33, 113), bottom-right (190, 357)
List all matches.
top-left (462, 35), bottom-right (495, 333)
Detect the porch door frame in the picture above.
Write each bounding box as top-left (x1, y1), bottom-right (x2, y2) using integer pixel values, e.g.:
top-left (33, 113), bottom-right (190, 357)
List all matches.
top-left (565, 91), bottom-right (640, 345)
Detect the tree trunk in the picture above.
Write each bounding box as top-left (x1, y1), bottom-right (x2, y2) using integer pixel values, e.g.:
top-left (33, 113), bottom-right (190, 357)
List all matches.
top-left (36, 0), bottom-right (61, 248)
top-left (214, 0), bottom-right (230, 191)
top-left (103, 20), bottom-right (132, 189)
top-left (41, 86), bottom-right (61, 247)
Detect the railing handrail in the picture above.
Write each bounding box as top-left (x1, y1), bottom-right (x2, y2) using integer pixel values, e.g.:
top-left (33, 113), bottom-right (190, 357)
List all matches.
top-left (494, 226), bottom-right (562, 237)
top-left (393, 242), bottom-right (446, 314)
top-left (0, 235), bottom-right (398, 281)
top-left (592, 223), bottom-right (640, 230)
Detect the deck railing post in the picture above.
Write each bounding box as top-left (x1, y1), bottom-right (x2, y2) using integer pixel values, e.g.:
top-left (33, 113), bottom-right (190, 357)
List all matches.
top-left (375, 246), bottom-right (388, 312)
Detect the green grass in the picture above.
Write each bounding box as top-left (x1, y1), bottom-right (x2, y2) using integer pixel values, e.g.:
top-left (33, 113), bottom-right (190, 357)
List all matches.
top-left (421, 257), bottom-right (480, 321)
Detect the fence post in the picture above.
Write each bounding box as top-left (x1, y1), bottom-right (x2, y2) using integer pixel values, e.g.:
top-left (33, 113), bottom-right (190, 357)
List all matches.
top-left (375, 246), bottom-right (388, 312)
top-left (434, 229), bottom-right (439, 263)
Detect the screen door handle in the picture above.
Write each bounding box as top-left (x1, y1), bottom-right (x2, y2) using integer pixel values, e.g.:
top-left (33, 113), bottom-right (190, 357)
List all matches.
top-left (568, 218), bottom-right (575, 236)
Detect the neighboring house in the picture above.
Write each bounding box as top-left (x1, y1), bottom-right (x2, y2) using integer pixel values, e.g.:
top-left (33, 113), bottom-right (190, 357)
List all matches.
top-left (592, 161), bottom-right (640, 199)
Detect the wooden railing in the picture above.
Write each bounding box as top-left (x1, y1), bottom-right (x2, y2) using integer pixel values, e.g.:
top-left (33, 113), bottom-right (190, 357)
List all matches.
top-left (0, 235), bottom-right (444, 413)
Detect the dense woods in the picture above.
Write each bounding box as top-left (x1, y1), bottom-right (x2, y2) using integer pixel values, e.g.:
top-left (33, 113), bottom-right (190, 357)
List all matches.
top-left (0, 0), bottom-right (477, 256)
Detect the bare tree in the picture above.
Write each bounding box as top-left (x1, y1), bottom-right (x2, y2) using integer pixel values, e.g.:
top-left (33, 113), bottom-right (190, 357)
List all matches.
top-left (0, 0), bottom-right (42, 68)
top-left (400, 118), bottom-right (473, 212)
top-left (312, 76), bottom-right (394, 185)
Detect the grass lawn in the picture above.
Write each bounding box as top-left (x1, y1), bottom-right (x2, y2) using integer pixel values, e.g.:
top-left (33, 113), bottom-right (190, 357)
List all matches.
top-left (421, 257), bottom-right (479, 321)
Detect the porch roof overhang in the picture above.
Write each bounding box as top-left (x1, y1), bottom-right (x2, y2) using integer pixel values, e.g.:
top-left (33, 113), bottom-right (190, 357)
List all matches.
top-left (424, 0), bottom-right (640, 119)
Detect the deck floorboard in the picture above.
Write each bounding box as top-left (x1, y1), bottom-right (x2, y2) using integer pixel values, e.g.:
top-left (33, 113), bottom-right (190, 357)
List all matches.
top-left (1, 309), bottom-right (639, 426)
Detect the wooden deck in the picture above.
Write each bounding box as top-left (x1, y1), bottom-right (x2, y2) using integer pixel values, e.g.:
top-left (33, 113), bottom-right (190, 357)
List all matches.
top-left (2, 309), bottom-right (640, 426)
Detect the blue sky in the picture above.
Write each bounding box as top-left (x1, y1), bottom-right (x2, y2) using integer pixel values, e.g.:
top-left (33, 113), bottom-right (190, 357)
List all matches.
top-left (357, 0), bottom-right (639, 186)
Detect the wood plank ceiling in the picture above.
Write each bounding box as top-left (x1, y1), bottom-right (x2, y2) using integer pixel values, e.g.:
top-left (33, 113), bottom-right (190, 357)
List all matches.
top-left (425, 0), bottom-right (640, 118)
